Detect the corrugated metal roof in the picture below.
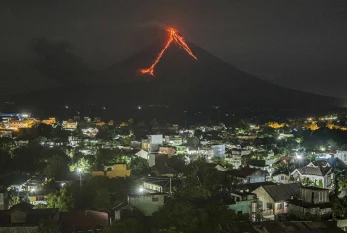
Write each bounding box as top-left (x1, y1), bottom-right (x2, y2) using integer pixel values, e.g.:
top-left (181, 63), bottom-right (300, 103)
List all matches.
top-left (262, 183), bottom-right (301, 202)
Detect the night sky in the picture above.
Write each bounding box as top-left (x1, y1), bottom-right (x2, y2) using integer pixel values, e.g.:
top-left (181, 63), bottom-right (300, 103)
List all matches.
top-left (1, 0), bottom-right (347, 98)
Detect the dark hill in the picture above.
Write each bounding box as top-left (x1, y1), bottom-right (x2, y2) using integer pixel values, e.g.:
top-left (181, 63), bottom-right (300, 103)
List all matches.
top-left (9, 37), bottom-right (345, 117)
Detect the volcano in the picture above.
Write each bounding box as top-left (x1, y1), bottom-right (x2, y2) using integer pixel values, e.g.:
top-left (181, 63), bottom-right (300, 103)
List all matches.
top-left (93, 33), bottom-right (343, 110)
top-left (10, 29), bottom-right (345, 117)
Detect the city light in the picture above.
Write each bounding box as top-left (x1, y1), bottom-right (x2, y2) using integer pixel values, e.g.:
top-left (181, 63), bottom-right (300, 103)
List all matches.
top-left (139, 187), bottom-right (144, 193)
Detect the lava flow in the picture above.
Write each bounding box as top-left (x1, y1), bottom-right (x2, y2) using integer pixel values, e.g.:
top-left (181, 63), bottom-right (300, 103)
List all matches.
top-left (140, 27), bottom-right (197, 76)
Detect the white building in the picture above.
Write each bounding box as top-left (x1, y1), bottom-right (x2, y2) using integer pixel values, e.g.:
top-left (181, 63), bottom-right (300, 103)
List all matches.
top-left (291, 162), bottom-right (334, 189)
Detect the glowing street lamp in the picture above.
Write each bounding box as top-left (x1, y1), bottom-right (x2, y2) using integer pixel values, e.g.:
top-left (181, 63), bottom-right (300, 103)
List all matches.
top-left (77, 168), bottom-right (83, 188)
top-left (138, 187), bottom-right (144, 193)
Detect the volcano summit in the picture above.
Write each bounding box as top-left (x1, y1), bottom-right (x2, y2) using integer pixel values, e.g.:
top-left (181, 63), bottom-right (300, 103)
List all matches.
top-left (11, 28), bottom-right (344, 115)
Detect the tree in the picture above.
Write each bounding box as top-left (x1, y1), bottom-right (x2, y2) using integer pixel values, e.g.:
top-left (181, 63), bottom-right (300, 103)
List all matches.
top-left (93, 188), bottom-right (110, 211)
top-left (102, 219), bottom-right (143, 233)
top-left (44, 154), bottom-right (67, 179)
top-left (69, 157), bottom-right (92, 172)
top-left (186, 137), bottom-right (199, 146)
top-left (152, 201), bottom-right (201, 233)
top-left (236, 120), bottom-right (250, 133)
top-left (327, 138), bottom-right (338, 150)
top-left (35, 220), bottom-right (61, 233)
top-left (129, 157), bottom-right (149, 176)
top-left (0, 137), bottom-right (16, 157)
top-left (46, 185), bottom-right (75, 211)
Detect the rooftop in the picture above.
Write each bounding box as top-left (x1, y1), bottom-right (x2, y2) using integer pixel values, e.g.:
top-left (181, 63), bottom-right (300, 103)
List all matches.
top-left (261, 183), bottom-right (301, 202)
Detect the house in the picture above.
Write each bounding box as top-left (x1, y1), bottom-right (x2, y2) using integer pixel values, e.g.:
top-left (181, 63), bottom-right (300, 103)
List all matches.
top-left (228, 190), bottom-right (257, 215)
top-left (248, 160), bottom-right (272, 173)
top-left (59, 210), bottom-right (109, 233)
top-left (29, 189), bottom-right (52, 205)
top-left (141, 177), bottom-right (180, 193)
top-left (158, 147), bottom-right (176, 156)
top-left (272, 173), bottom-right (291, 184)
top-left (218, 221), bottom-right (344, 233)
top-left (42, 117), bottom-right (56, 125)
top-left (143, 135), bottom-right (163, 152)
top-left (227, 168), bottom-right (268, 184)
top-left (135, 149), bottom-right (149, 160)
top-left (291, 161), bottom-right (334, 189)
top-left (128, 193), bottom-right (167, 216)
top-left (288, 187), bottom-right (332, 219)
top-left (62, 119), bottom-right (78, 130)
top-left (252, 183), bottom-right (301, 220)
top-left (92, 164), bottom-right (131, 178)
top-left (112, 201), bottom-right (134, 221)
top-left (211, 144), bottom-right (226, 157)
top-left (0, 203), bottom-right (59, 232)
top-left (224, 154), bottom-right (242, 169)
top-left (231, 148), bottom-right (251, 156)
top-left (0, 186), bottom-right (8, 210)
top-left (335, 150), bottom-right (347, 165)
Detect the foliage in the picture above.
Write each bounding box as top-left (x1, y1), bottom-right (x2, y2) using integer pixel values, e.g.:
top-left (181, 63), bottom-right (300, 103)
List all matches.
top-left (35, 220), bottom-right (61, 233)
top-left (8, 188), bottom-right (28, 207)
top-left (129, 157), bottom-right (149, 176)
top-left (69, 157), bottom-right (92, 172)
top-left (101, 219), bottom-right (143, 233)
top-left (186, 137), bottom-right (199, 146)
top-left (93, 188), bottom-right (110, 211)
top-left (44, 154), bottom-right (68, 179)
top-left (236, 120), bottom-right (250, 133)
top-left (46, 185), bottom-right (75, 211)
top-left (0, 137), bottom-right (16, 157)
top-left (151, 200), bottom-right (242, 233)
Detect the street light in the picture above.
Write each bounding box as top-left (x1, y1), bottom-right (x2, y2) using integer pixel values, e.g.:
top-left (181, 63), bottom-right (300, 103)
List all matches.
top-left (77, 168), bottom-right (83, 189)
top-left (138, 187), bottom-right (144, 193)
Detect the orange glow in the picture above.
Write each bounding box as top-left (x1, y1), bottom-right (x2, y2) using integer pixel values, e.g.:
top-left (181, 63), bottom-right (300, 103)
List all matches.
top-left (140, 28), bottom-right (197, 75)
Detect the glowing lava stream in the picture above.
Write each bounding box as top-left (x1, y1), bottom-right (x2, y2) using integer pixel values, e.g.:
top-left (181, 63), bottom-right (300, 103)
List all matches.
top-left (140, 28), bottom-right (197, 76)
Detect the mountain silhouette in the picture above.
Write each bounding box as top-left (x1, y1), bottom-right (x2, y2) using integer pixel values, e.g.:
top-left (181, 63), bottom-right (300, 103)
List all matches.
top-left (9, 35), bottom-right (344, 116)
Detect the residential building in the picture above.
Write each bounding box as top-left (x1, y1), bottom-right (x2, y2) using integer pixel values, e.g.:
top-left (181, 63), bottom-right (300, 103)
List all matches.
top-left (288, 187), bottom-right (332, 219)
top-left (8, 118), bottom-right (37, 129)
top-left (158, 147), bottom-right (176, 156)
top-left (211, 144), bottom-right (226, 157)
top-left (142, 177), bottom-right (179, 193)
top-left (0, 186), bottom-right (8, 210)
top-left (252, 183), bottom-right (301, 220)
top-left (113, 201), bottom-right (134, 221)
top-left (42, 117), bottom-right (56, 125)
top-left (0, 203), bottom-right (59, 233)
top-left (135, 149), bottom-right (149, 160)
top-left (62, 119), bottom-right (78, 130)
top-left (128, 193), bottom-right (167, 216)
top-left (291, 161), bottom-right (334, 189)
top-left (336, 150), bottom-right (347, 165)
top-left (92, 164), bottom-right (131, 178)
top-left (272, 173), bottom-right (291, 184)
top-left (224, 154), bottom-right (242, 169)
top-left (227, 168), bottom-right (268, 184)
top-left (228, 190), bottom-right (257, 215)
top-left (231, 149), bottom-right (251, 156)
top-left (29, 189), bottom-right (52, 205)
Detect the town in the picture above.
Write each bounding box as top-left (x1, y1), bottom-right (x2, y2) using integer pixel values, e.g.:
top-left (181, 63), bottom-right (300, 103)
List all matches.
top-left (1, 110), bottom-right (347, 232)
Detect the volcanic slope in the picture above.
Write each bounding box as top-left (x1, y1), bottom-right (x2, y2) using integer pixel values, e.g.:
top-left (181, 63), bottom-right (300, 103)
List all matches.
top-left (12, 35), bottom-right (343, 111)
top-left (95, 39), bottom-right (342, 110)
